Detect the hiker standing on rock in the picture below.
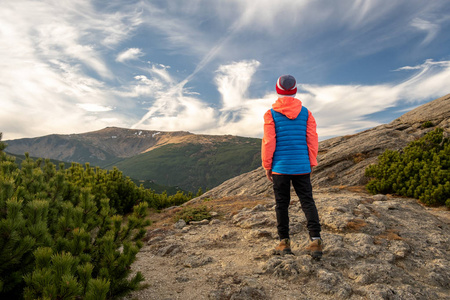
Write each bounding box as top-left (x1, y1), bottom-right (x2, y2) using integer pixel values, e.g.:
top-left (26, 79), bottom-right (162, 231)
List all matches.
top-left (262, 75), bottom-right (323, 260)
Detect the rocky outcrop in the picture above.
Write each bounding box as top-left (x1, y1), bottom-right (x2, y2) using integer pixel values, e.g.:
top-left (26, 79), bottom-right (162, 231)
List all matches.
top-left (124, 189), bottom-right (449, 300)
top-left (199, 94), bottom-right (450, 200)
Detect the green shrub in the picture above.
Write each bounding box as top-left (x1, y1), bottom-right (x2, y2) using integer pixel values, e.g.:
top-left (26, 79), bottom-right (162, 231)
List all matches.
top-left (174, 205), bottom-right (212, 224)
top-left (0, 138), bottom-right (150, 299)
top-left (365, 128), bottom-right (449, 207)
top-left (58, 162), bottom-right (196, 214)
top-left (421, 121), bottom-right (434, 128)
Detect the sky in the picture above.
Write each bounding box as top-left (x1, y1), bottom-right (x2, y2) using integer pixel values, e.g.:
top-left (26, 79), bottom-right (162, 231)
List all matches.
top-left (1, 0), bottom-right (450, 141)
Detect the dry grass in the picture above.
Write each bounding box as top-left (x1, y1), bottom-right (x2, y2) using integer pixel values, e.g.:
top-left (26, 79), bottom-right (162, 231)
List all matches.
top-left (346, 218), bottom-right (367, 231)
top-left (374, 229), bottom-right (402, 244)
top-left (352, 152), bottom-right (371, 164)
top-left (345, 185), bottom-right (369, 194)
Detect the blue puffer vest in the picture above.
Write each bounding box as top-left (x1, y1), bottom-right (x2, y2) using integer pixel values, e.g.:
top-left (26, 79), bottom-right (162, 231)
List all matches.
top-left (271, 106), bottom-right (311, 174)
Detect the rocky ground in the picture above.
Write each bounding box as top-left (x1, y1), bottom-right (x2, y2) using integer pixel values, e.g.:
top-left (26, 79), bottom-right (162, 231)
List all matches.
top-left (122, 187), bottom-right (449, 300)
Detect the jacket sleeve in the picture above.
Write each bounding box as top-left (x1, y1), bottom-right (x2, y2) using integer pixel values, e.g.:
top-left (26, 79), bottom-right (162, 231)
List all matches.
top-left (306, 111), bottom-right (319, 167)
top-left (261, 110), bottom-right (276, 170)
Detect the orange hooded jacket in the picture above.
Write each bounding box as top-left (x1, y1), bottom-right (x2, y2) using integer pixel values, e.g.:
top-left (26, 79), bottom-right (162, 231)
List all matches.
top-left (262, 96), bottom-right (318, 173)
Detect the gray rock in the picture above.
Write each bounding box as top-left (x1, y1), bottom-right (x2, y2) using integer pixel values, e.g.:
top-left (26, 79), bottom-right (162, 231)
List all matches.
top-left (210, 219), bottom-right (221, 225)
top-left (174, 219), bottom-right (187, 229)
top-left (232, 211), bottom-right (275, 229)
top-left (147, 236), bottom-right (165, 245)
top-left (373, 194), bottom-right (387, 201)
top-left (156, 244), bottom-right (182, 257)
top-left (175, 276), bottom-right (190, 283)
top-left (251, 204), bottom-right (267, 212)
top-left (230, 287), bottom-right (266, 300)
top-left (190, 219), bottom-right (210, 225)
top-left (347, 263), bottom-right (396, 285)
top-left (424, 259), bottom-right (450, 288)
top-left (363, 284), bottom-right (400, 300)
top-left (184, 255), bottom-right (213, 268)
top-left (289, 222), bottom-right (303, 234)
top-left (263, 256), bottom-right (312, 279)
top-left (246, 229), bottom-right (272, 240)
top-left (344, 233), bottom-right (380, 257)
top-left (388, 240), bottom-right (411, 259)
top-left (316, 269), bottom-right (352, 298)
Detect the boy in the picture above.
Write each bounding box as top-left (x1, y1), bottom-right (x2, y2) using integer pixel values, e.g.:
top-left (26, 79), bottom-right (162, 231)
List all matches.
top-left (262, 75), bottom-right (323, 260)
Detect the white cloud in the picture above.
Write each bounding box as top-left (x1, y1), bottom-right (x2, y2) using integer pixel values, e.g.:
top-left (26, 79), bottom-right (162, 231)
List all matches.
top-left (0, 0), bottom-right (140, 139)
top-left (130, 59), bottom-right (264, 135)
top-left (411, 18), bottom-right (440, 45)
top-left (116, 48), bottom-right (144, 63)
top-left (215, 60), bottom-right (260, 110)
top-left (76, 103), bottom-right (114, 112)
top-left (395, 59), bottom-right (450, 71)
top-left (115, 62), bottom-right (175, 99)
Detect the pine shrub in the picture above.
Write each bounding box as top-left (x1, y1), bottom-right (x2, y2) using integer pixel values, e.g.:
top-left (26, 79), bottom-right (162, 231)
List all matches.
top-left (365, 128), bottom-right (450, 207)
top-left (421, 121), bottom-right (434, 128)
top-left (0, 135), bottom-right (151, 299)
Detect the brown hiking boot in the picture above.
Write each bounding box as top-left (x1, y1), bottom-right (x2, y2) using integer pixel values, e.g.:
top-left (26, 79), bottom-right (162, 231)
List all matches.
top-left (305, 239), bottom-right (323, 260)
top-left (273, 238), bottom-right (294, 256)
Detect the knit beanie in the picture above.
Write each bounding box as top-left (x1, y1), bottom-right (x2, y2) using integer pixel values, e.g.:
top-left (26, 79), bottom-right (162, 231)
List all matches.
top-left (276, 75), bottom-right (297, 96)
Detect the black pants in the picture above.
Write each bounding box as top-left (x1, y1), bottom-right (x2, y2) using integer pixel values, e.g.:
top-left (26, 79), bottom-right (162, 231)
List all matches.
top-left (272, 174), bottom-right (321, 240)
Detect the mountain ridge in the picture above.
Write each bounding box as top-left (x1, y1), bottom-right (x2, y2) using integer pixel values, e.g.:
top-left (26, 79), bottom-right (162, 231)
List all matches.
top-left (5, 127), bottom-right (211, 162)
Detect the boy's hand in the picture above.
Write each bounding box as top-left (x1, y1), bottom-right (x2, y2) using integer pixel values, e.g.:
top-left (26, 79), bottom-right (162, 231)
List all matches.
top-left (265, 169), bottom-right (273, 182)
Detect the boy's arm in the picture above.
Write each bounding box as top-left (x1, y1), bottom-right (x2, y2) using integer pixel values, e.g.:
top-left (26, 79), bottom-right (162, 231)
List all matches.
top-left (262, 110), bottom-right (276, 171)
top-left (306, 111), bottom-right (319, 168)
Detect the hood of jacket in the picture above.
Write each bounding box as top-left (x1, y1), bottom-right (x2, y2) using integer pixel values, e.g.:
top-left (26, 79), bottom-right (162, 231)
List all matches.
top-left (272, 96), bottom-right (303, 119)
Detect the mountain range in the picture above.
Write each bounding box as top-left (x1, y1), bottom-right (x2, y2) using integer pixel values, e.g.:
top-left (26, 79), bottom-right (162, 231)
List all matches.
top-left (4, 127), bottom-right (261, 192)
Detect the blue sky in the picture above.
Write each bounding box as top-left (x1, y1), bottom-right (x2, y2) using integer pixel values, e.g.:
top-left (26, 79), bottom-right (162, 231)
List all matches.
top-left (1, 0), bottom-right (450, 141)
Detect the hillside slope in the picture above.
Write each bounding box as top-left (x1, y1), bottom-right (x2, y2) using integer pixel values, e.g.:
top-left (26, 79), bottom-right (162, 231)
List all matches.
top-left (108, 137), bottom-right (261, 191)
top-left (198, 94), bottom-right (450, 199)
